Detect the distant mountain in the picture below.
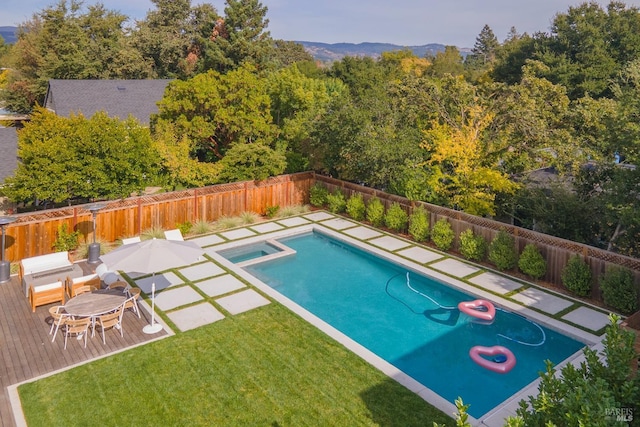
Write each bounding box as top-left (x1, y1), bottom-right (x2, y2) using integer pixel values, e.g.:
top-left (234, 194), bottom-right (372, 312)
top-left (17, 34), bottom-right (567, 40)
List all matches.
top-left (0, 26), bottom-right (17, 44)
top-left (0, 26), bottom-right (468, 62)
top-left (298, 41), bottom-right (471, 62)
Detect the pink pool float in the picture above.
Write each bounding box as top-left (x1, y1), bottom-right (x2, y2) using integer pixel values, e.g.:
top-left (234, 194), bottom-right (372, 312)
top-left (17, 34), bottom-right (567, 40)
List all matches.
top-left (469, 345), bottom-right (516, 374)
top-left (457, 299), bottom-right (496, 322)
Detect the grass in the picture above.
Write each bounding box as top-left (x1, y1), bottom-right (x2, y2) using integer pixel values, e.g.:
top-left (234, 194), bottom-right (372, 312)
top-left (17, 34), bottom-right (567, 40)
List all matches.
top-left (19, 304), bottom-right (454, 426)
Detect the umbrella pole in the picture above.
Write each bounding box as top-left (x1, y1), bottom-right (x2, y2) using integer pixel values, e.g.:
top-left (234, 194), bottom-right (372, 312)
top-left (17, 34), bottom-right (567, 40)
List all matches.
top-left (143, 281), bottom-right (163, 334)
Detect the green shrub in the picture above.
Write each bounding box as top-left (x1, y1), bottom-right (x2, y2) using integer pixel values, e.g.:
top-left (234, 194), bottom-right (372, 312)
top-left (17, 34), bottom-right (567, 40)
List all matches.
top-left (326, 190), bottom-right (346, 213)
top-left (459, 229), bottom-right (486, 261)
top-left (214, 215), bottom-right (243, 230)
top-left (191, 219), bottom-right (214, 235)
top-left (518, 244), bottom-right (547, 280)
top-left (488, 230), bottom-right (518, 271)
top-left (53, 223), bottom-right (80, 251)
top-left (177, 221), bottom-right (192, 236)
top-left (600, 267), bottom-right (639, 315)
top-left (309, 183), bottom-right (328, 207)
top-left (366, 197), bottom-right (385, 227)
top-left (408, 206), bottom-right (430, 242)
top-left (276, 204), bottom-right (310, 218)
top-left (141, 226), bottom-right (165, 239)
top-left (240, 211), bottom-right (261, 224)
top-left (345, 194), bottom-right (366, 221)
top-left (431, 218), bottom-right (454, 251)
top-left (265, 205), bottom-right (280, 218)
top-left (561, 255), bottom-right (592, 296)
top-left (385, 203), bottom-right (408, 232)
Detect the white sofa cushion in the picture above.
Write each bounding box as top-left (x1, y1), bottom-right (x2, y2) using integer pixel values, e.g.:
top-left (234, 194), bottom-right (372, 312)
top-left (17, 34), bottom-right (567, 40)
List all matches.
top-left (21, 252), bottom-right (71, 276)
top-left (34, 281), bottom-right (63, 292)
top-left (72, 273), bottom-right (99, 284)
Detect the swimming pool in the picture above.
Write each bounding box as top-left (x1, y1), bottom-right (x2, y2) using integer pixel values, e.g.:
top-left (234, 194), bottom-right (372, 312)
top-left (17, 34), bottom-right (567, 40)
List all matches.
top-left (225, 229), bottom-right (586, 419)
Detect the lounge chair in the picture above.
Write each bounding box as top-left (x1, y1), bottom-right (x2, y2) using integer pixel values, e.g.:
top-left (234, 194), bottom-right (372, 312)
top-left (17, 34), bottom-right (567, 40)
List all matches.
top-left (121, 236), bottom-right (141, 245)
top-left (164, 229), bottom-right (184, 241)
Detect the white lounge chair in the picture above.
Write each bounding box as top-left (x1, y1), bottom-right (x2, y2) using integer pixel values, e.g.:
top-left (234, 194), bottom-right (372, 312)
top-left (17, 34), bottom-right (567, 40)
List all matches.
top-left (164, 229), bottom-right (184, 241)
top-left (121, 236), bottom-right (141, 245)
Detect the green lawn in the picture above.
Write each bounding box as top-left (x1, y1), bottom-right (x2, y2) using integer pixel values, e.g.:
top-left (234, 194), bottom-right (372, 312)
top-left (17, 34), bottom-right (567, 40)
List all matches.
top-left (20, 304), bottom-right (454, 426)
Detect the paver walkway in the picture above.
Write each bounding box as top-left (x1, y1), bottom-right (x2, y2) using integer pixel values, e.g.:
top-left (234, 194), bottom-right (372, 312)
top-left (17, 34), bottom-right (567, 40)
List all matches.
top-left (157, 211), bottom-right (612, 338)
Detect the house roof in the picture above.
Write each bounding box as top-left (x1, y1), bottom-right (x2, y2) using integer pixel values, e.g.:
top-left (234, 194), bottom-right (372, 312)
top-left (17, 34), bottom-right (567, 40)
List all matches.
top-left (0, 127), bottom-right (18, 184)
top-left (44, 79), bottom-right (173, 125)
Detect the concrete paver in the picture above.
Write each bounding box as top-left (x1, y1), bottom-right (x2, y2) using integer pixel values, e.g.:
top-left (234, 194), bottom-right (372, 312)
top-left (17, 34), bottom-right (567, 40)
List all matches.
top-left (396, 246), bottom-right (443, 264)
top-left (195, 274), bottom-right (247, 297)
top-left (155, 286), bottom-right (204, 311)
top-left (216, 289), bottom-right (271, 315)
top-left (220, 228), bottom-right (257, 240)
top-left (511, 287), bottom-right (574, 315)
top-left (562, 306), bottom-right (611, 331)
top-left (429, 258), bottom-right (481, 278)
top-left (167, 303), bottom-right (225, 332)
top-left (321, 218), bottom-right (358, 230)
top-left (190, 234), bottom-right (225, 247)
top-left (135, 272), bottom-right (183, 293)
top-left (469, 272), bottom-right (524, 294)
top-left (249, 222), bottom-right (285, 233)
top-left (368, 235), bottom-right (412, 251)
top-left (179, 262), bottom-right (225, 282)
top-left (343, 226), bottom-right (383, 240)
top-left (303, 212), bottom-right (334, 221)
top-left (277, 217), bottom-right (311, 227)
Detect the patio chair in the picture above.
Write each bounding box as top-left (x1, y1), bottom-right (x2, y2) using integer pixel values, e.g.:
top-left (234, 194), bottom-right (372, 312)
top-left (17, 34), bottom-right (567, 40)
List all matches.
top-left (121, 236), bottom-right (141, 245)
top-left (72, 284), bottom-right (98, 297)
top-left (93, 303), bottom-right (125, 344)
top-left (49, 305), bottom-right (68, 343)
top-left (95, 263), bottom-right (121, 286)
top-left (66, 274), bottom-right (100, 299)
top-left (164, 229), bottom-right (184, 241)
top-left (124, 288), bottom-right (141, 318)
top-left (107, 281), bottom-right (129, 291)
top-left (63, 316), bottom-right (91, 349)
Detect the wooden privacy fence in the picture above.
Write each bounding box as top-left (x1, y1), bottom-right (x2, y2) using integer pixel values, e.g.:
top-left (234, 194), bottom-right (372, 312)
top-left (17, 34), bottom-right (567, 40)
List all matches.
top-left (3, 171), bottom-right (639, 302)
top-left (2, 172), bottom-right (313, 262)
top-left (315, 175), bottom-right (640, 302)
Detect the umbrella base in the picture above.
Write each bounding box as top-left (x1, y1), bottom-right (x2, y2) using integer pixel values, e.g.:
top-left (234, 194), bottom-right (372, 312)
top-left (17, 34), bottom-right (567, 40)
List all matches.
top-left (143, 323), bottom-right (163, 334)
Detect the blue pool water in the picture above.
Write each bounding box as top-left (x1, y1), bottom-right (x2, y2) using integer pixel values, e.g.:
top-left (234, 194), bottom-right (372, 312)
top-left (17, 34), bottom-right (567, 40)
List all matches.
top-left (242, 231), bottom-right (585, 418)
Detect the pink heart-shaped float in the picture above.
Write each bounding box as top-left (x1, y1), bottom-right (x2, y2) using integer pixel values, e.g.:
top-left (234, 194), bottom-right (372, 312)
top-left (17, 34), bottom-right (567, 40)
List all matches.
top-left (469, 345), bottom-right (516, 374)
top-left (457, 299), bottom-right (496, 321)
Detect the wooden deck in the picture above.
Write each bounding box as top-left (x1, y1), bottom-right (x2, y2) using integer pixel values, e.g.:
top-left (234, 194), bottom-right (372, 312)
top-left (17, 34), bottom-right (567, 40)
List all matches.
top-left (0, 262), bottom-right (168, 427)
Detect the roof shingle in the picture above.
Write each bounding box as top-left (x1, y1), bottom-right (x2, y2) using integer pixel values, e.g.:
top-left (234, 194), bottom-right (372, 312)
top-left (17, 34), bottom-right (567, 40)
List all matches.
top-left (44, 79), bottom-right (173, 125)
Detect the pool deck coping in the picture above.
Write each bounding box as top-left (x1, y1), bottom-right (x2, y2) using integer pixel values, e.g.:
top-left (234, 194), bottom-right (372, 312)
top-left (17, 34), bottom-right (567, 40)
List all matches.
top-left (203, 218), bottom-right (605, 426)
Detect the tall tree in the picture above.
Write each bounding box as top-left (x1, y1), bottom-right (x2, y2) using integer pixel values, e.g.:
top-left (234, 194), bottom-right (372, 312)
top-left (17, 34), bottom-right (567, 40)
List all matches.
top-left (4, 108), bottom-right (160, 203)
top-left (471, 24), bottom-right (500, 64)
top-left (199, 0), bottom-right (274, 73)
top-left (2, 0), bottom-right (152, 112)
top-left (131, 0), bottom-right (219, 78)
top-left (426, 46), bottom-right (465, 77)
top-left (153, 64), bottom-right (277, 163)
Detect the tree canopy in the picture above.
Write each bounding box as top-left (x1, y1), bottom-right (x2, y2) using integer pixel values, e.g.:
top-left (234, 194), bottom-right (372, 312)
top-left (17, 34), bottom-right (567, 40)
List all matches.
top-left (4, 0), bottom-right (640, 256)
top-left (4, 108), bottom-right (160, 203)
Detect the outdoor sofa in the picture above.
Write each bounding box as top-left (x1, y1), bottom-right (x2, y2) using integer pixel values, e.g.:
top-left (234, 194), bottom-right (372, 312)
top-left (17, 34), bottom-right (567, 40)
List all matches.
top-left (19, 251), bottom-right (83, 310)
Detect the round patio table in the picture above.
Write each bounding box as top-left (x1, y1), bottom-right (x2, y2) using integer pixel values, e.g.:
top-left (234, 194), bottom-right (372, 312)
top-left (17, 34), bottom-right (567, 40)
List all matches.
top-left (64, 289), bottom-right (127, 318)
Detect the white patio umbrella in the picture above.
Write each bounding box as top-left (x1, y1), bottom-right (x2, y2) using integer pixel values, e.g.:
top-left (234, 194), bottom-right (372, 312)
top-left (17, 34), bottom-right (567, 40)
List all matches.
top-left (99, 238), bottom-right (204, 334)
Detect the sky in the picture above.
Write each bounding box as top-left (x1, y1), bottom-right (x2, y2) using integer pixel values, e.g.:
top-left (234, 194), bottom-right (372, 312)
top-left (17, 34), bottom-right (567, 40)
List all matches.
top-left (3, 0), bottom-right (640, 48)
